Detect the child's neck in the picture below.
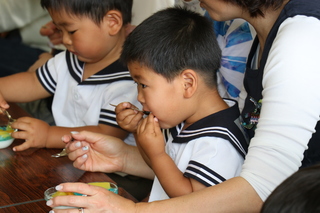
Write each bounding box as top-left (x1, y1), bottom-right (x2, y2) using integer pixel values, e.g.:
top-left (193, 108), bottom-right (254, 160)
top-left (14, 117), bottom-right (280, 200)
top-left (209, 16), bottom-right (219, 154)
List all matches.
top-left (82, 55), bottom-right (119, 80)
top-left (183, 90), bottom-right (228, 130)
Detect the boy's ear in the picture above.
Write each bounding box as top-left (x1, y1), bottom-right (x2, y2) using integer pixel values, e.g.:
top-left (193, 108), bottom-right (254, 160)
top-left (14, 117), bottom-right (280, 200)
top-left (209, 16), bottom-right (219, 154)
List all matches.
top-left (104, 10), bottom-right (123, 36)
top-left (181, 69), bottom-right (197, 98)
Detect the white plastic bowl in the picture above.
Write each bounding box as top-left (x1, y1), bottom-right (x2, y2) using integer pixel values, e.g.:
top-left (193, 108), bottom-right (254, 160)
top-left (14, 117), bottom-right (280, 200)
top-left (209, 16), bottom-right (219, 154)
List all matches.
top-left (0, 126), bottom-right (15, 149)
top-left (0, 137), bottom-right (14, 149)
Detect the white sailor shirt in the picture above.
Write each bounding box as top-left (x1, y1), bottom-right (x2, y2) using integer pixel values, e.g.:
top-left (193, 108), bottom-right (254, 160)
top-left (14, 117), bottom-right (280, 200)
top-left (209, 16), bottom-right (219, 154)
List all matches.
top-left (36, 50), bottom-right (139, 146)
top-left (148, 99), bottom-right (248, 201)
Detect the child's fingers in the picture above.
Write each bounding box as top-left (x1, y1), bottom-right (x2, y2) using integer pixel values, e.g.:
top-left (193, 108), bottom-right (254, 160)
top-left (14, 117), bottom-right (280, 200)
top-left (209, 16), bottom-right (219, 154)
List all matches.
top-left (152, 117), bottom-right (162, 135)
top-left (117, 109), bottom-right (139, 122)
top-left (137, 116), bottom-right (148, 134)
top-left (11, 129), bottom-right (28, 140)
top-left (142, 113), bottom-right (157, 133)
top-left (61, 134), bottom-right (73, 143)
top-left (115, 102), bottom-right (137, 113)
top-left (130, 112), bottom-right (144, 124)
top-left (12, 141), bottom-right (31, 152)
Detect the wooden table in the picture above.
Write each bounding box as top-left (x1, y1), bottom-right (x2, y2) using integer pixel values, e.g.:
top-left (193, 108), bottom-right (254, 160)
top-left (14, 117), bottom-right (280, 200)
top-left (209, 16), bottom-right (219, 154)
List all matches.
top-left (0, 103), bottom-right (138, 212)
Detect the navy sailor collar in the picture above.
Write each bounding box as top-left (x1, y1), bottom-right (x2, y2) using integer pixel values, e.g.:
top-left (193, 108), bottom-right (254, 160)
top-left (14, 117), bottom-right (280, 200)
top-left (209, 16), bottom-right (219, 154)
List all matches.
top-left (172, 100), bottom-right (241, 143)
top-left (168, 99), bottom-right (248, 158)
top-left (66, 50), bottom-right (133, 85)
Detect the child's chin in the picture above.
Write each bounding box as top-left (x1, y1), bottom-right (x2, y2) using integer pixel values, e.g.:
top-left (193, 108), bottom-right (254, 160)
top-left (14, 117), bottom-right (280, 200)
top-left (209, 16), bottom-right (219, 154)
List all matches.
top-left (159, 122), bottom-right (172, 130)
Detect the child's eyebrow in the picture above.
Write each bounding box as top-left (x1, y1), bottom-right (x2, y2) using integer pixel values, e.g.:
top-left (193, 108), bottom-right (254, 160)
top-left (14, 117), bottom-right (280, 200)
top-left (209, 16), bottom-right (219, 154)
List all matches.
top-left (53, 21), bottom-right (74, 27)
top-left (131, 74), bottom-right (142, 81)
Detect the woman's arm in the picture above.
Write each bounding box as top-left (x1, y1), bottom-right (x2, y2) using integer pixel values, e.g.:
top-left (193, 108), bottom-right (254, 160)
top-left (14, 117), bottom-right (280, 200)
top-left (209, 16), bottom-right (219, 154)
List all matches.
top-left (136, 177), bottom-right (262, 213)
top-left (241, 16), bottom-right (320, 200)
top-left (48, 176), bottom-right (262, 212)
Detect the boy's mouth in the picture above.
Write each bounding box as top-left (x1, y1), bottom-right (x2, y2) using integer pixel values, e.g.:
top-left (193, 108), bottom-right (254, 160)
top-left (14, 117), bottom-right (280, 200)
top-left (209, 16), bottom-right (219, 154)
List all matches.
top-left (143, 110), bottom-right (150, 115)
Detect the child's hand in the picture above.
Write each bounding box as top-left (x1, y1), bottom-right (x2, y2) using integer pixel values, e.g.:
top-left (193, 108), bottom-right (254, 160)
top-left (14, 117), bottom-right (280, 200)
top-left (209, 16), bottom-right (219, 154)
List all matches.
top-left (136, 113), bottom-right (166, 160)
top-left (115, 102), bottom-right (144, 133)
top-left (11, 117), bottom-right (50, 151)
top-left (62, 131), bottom-right (128, 173)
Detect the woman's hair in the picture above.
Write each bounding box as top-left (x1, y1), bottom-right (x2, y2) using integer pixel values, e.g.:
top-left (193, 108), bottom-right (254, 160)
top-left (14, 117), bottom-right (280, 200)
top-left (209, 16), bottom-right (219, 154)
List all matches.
top-left (40, 0), bottom-right (133, 25)
top-left (121, 7), bottom-right (221, 88)
top-left (224, 0), bottom-right (285, 17)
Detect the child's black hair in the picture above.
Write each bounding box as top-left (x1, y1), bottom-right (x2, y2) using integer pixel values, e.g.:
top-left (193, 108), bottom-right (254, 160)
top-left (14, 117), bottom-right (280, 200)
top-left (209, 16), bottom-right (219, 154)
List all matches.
top-left (121, 7), bottom-right (221, 88)
top-left (41, 0), bottom-right (133, 25)
top-left (261, 164), bottom-right (320, 213)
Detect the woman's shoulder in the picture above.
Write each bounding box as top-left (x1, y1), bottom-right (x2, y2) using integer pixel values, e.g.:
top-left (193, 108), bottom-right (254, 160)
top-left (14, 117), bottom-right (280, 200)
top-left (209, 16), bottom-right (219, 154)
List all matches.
top-left (279, 15), bottom-right (320, 36)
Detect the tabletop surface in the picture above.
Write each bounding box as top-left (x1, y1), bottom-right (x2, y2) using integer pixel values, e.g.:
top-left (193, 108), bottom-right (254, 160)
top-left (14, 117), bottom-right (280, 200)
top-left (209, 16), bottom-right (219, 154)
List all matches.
top-left (0, 103), bottom-right (138, 212)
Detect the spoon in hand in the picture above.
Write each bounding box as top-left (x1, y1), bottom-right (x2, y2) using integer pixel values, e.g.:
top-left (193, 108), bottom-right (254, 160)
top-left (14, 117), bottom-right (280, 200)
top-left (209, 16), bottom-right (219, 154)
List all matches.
top-left (51, 148), bottom-right (68, 158)
top-left (0, 109), bottom-right (16, 129)
top-left (4, 110), bottom-right (16, 124)
top-left (109, 103), bottom-right (150, 115)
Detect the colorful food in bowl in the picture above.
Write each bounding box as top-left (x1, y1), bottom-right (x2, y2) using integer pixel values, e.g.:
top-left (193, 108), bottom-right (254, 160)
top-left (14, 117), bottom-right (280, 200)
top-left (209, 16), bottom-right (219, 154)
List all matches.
top-left (44, 187), bottom-right (77, 209)
top-left (0, 126), bottom-right (15, 149)
top-left (89, 182), bottom-right (118, 194)
top-left (73, 182), bottom-right (118, 196)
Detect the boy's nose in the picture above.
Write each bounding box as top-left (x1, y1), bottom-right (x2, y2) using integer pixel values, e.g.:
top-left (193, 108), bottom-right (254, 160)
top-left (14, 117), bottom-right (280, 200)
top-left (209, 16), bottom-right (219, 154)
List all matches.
top-left (62, 34), bottom-right (72, 46)
top-left (137, 90), bottom-right (145, 104)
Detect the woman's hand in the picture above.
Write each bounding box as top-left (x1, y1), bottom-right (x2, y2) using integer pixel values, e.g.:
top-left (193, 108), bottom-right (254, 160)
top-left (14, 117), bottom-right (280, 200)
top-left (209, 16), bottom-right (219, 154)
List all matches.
top-left (40, 21), bottom-right (62, 45)
top-left (0, 92), bottom-right (9, 112)
top-left (46, 182), bottom-right (137, 213)
top-left (63, 131), bottom-right (129, 173)
top-left (63, 131), bottom-right (155, 179)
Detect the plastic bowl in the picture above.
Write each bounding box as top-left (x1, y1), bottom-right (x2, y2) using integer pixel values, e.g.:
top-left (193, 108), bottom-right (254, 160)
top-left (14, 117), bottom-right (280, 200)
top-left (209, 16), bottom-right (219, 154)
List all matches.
top-left (44, 187), bottom-right (78, 209)
top-left (0, 126), bottom-right (15, 149)
top-left (73, 182), bottom-right (118, 196)
top-left (89, 182), bottom-right (118, 194)
top-left (44, 183), bottom-right (117, 209)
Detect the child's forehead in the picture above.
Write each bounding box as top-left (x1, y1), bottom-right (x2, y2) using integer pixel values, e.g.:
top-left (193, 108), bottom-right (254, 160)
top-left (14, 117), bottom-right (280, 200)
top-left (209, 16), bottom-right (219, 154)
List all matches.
top-left (128, 62), bottom-right (177, 84)
top-left (50, 10), bottom-right (93, 26)
top-left (128, 61), bottom-right (183, 81)
top-left (49, 8), bottom-right (87, 21)
top-left (49, 8), bottom-right (72, 20)
top-left (128, 61), bottom-right (150, 70)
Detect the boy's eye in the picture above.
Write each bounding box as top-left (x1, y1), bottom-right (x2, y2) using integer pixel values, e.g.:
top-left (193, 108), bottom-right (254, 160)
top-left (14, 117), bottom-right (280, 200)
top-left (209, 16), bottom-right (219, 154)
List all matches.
top-left (133, 81), bottom-right (147, 88)
top-left (68, 30), bottom-right (76, 34)
top-left (140, 83), bottom-right (147, 88)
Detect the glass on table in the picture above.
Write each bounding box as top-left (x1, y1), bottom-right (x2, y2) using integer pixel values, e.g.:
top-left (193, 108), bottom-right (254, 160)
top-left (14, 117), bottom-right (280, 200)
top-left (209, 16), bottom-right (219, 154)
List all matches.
top-left (44, 182), bottom-right (118, 209)
top-left (44, 187), bottom-right (78, 209)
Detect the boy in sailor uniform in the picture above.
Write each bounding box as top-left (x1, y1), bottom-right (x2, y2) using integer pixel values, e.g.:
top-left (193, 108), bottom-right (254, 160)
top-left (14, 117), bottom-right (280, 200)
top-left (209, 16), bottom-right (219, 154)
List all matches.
top-left (0, 0), bottom-right (138, 151)
top-left (116, 7), bottom-right (249, 201)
